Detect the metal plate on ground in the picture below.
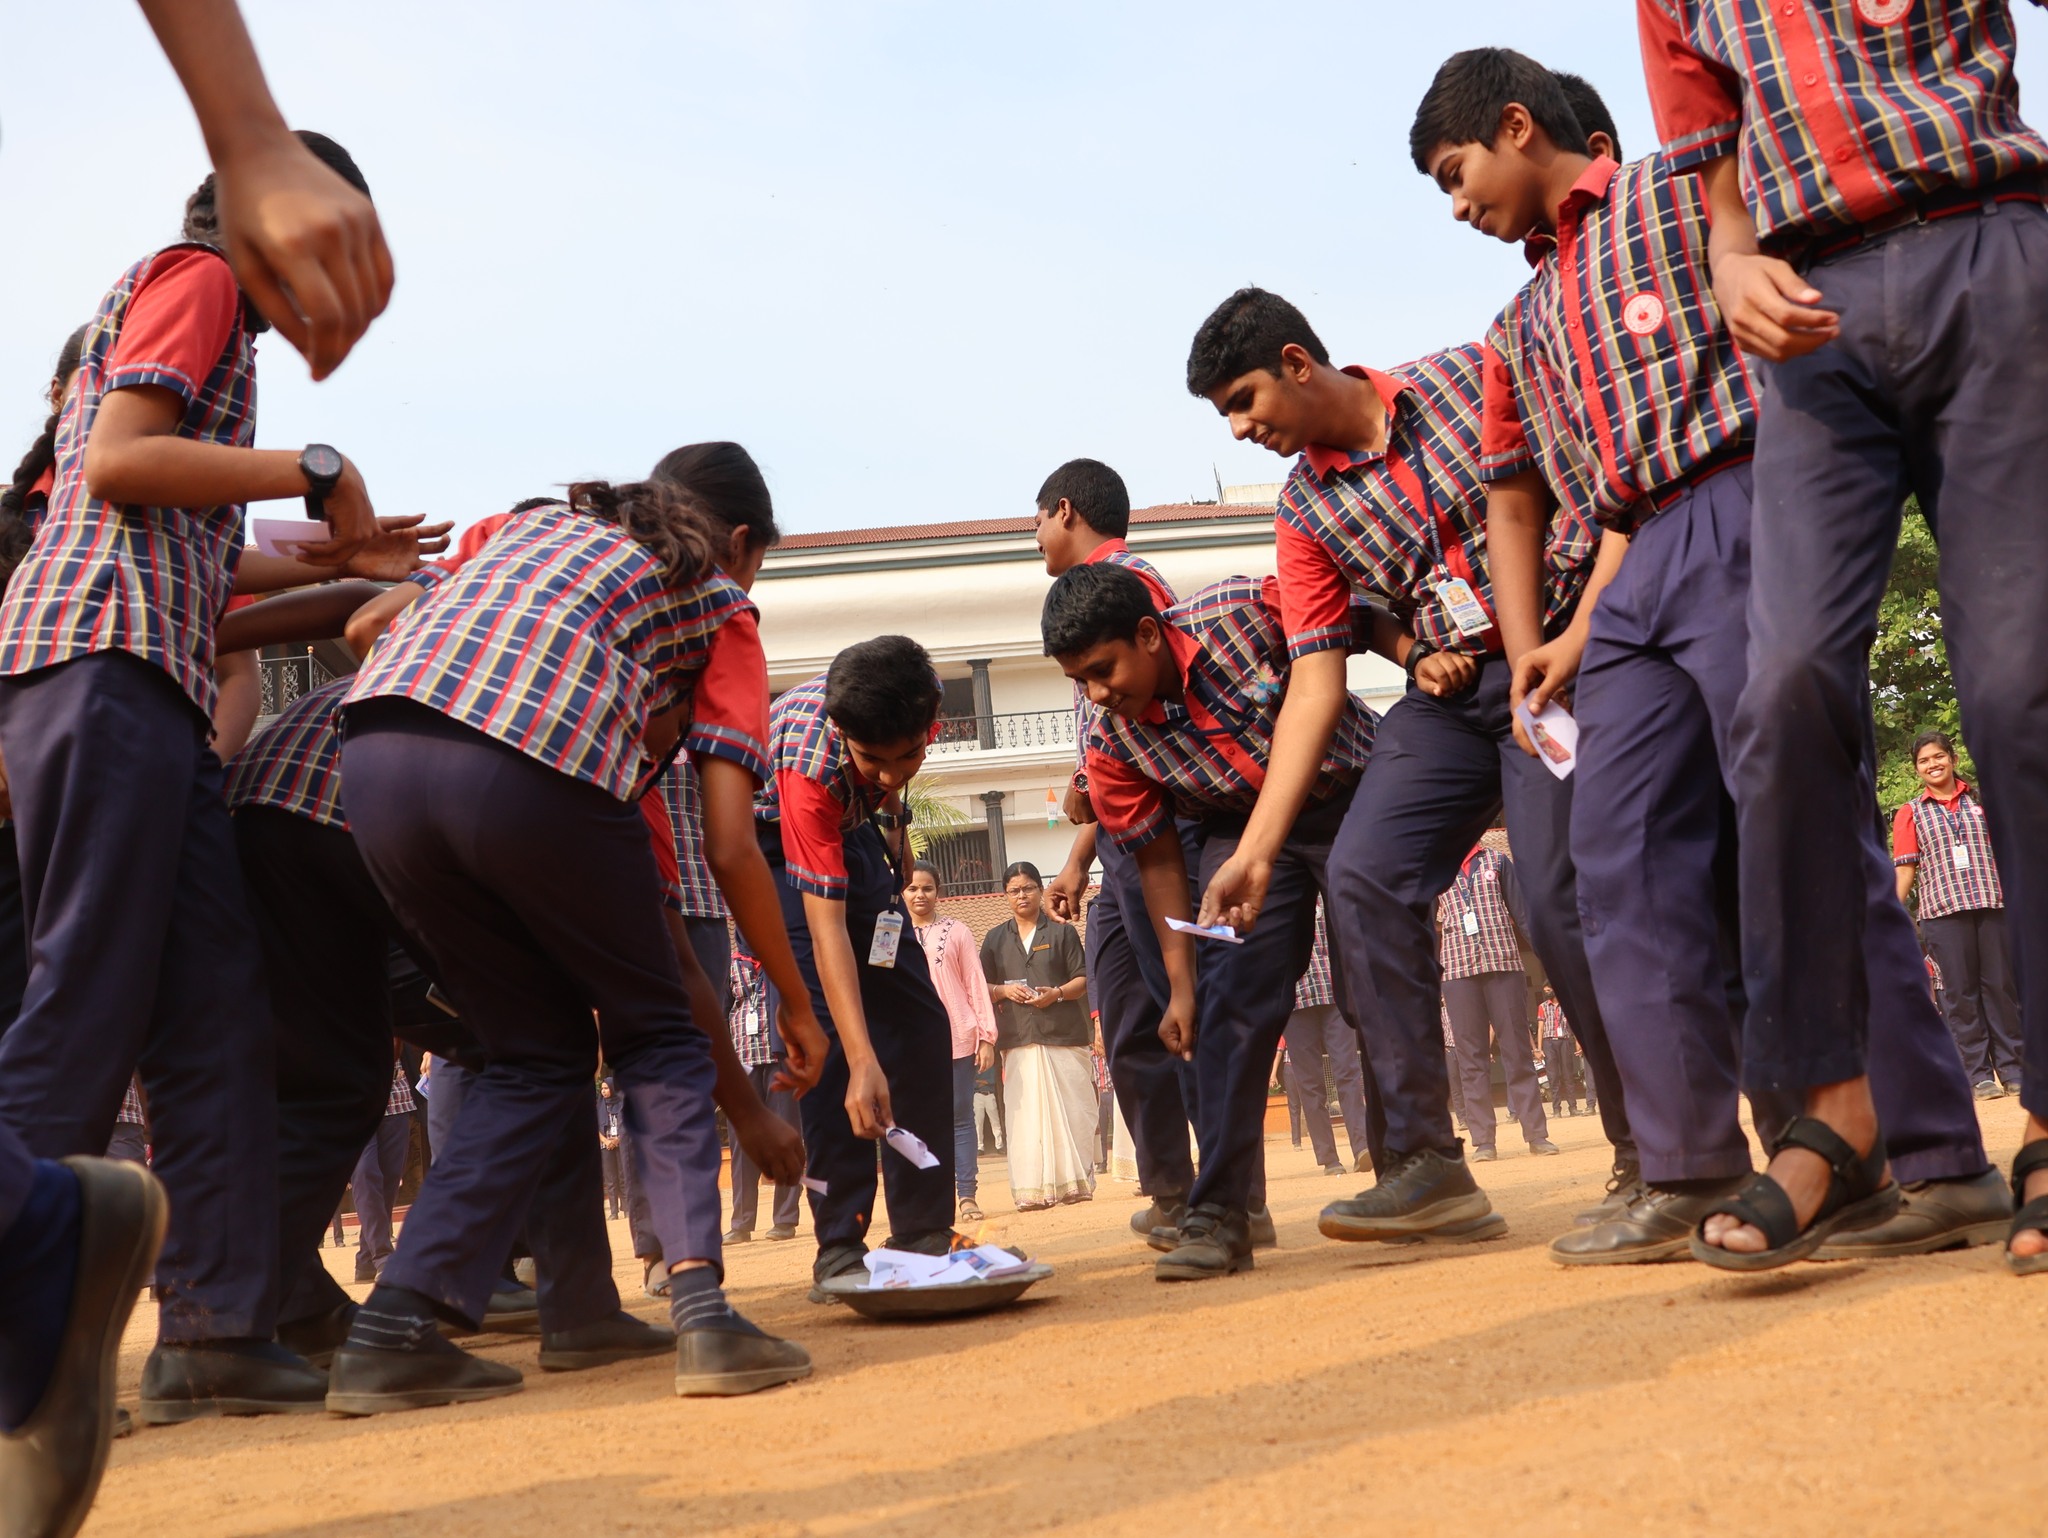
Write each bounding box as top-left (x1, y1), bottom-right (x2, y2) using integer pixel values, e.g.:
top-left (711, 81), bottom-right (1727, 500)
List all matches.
top-left (818, 1262), bottom-right (1054, 1320)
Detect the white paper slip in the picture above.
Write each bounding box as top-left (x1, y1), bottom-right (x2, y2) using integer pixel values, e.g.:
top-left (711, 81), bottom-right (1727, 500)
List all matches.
top-left (1165, 917), bottom-right (1245, 945)
top-left (802, 1176), bottom-right (828, 1195)
top-left (863, 1244), bottom-right (1034, 1289)
top-left (251, 517), bottom-right (333, 558)
top-left (882, 1125), bottom-right (940, 1169)
top-left (1513, 698), bottom-right (1580, 781)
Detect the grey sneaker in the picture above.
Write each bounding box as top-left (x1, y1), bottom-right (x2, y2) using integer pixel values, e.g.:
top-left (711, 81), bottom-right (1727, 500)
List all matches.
top-left (1318, 1148), bottom-right (1491, 1241)
top-left (1154, 1205), bottom-right (1253, 1282)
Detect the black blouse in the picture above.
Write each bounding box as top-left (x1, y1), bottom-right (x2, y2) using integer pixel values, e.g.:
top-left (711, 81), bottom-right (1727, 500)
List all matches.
top-left (978, 915), bottom-right (1090, 1050)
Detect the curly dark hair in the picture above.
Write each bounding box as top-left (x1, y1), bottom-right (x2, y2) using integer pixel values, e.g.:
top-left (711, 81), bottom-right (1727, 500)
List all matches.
top-left (563, 478), bottom-right (720, 588)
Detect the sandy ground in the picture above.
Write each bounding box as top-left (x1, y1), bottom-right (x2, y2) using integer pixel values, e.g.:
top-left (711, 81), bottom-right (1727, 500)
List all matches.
top-left (87, 1095), bottom-right (2043, 1538)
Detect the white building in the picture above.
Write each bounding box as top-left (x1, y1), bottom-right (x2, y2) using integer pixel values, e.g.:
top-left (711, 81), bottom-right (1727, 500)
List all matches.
top-left (753, 501), bottom-right (1404, 893)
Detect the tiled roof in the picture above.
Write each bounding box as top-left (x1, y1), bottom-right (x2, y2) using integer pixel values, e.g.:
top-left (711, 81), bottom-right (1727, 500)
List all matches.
top-left (774, 502), bottom-right (1270, 554)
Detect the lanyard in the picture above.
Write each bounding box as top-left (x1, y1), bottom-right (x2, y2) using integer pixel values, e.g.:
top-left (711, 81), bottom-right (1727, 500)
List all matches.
top-left (1926, 792), bottom-right (1979, 847)
top-left (1379, 436), bottom-right (1501, 648)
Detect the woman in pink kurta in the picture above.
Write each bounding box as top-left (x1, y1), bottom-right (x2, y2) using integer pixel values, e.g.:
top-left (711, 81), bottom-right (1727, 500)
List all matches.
top-left (904, 862), bottom-right (998, 1222)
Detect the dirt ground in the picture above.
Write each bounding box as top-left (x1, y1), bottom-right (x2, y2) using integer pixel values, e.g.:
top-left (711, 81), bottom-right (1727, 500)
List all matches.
top-left (89, 1094), bottom-right (2043, 1538)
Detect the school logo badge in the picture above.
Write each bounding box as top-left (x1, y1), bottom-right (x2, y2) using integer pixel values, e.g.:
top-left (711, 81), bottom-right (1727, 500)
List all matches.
top-left (1855, 0), bottom-right (1912, 24)
top-left (1622, 291), bottom-right (1667, 336)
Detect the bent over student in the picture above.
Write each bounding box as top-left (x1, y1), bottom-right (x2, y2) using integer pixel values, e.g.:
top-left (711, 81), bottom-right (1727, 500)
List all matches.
top-left (332, 482), bottom-right (813, 1410)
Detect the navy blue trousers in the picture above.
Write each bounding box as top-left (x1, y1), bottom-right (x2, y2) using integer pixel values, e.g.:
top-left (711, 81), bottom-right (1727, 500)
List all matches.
top-left (0, 652), bottom-right (275, 1341)
top-left (1578, 466), bottom-right (1984, 1184)
top-left (758, 818), bottom-right (955, 1251)
top-left (1736, 198), bottom-right (2048, 1120)
top-left (342, 702), bottom-right (717, 1326)
top-left (351, 1113), bottom-right (413, 1273)
top-left (1185, 791), bottom-right (1359, 1214)
top-left (627, 915), bottom-right (732, 1260)
top-left (1326, 658), bottom-right (1631, 1161)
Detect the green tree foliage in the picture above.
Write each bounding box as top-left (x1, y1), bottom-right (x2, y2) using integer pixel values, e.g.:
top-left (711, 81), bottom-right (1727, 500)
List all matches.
top-left (901, 778), bottom-right (968, 858)
top-left (1871, 501), bottom-right (1972, 810)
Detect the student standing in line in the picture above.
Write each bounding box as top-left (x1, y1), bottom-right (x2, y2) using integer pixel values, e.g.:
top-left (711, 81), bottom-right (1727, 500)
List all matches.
top-left (752, 637), bottom-right (971, 1300)
top-left (722, 954), bottom-right (803, 1243)
top-left (903, 863), bottom-right (998, 1224)
top-left (1894, 732), bottom-right (2024, 1098)
top-left (1412, 48), bottom-right (1999, 1268)
top-left (1182, 288), bottom-right (1634, 1241)
top-left (1282, 901), bottom-right (1374, 1176)
top-left (0, 0), bottom-right (396, 1522)
top-left (1042, 564), bottom-right (1388, 1279)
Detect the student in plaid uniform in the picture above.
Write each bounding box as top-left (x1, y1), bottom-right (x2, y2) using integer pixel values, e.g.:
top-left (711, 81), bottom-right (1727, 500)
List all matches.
top-left (723, 954), bottom-right (801, 1242)
top-left (1044, 563), bottom-right (1385, 1279)
top-left (1895, 731), bottom-right (2024, 1097)
top-left (1184, 286), bottom-right (1633, 1240)
top-left (106, 1081), bottom-right (149, 1167)
top-left (1415, 50), bottom-right (1997, 1269)
top-left (1281, 901), bottom-right (1375, 1175)
top-left (0, 135), bottom-right (405, 1429)
top-left (1037, 459), bottom-right (1210, 1241)
top-left (1436, 843), bottom-right (1555, 1161)
top-left (348, 1059), bottom-right (417, 1283)
top-left (753, 639), bottom-right (970, 1298)
top-left (1539, 992), bottom-right (1588, 1118)
top-left (1638, 0), bottom-right (2048, 1275)
top-left (332, 482), bottom-right (815, 1408)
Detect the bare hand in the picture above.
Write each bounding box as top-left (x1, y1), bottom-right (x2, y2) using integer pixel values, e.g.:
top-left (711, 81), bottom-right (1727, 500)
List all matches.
top-left (1199, 850), bottom-right (1271, 931)
top-left (336, 515), bottom-right (455, 582)
top-left (1414, 650), bottom-right (1477, 698)
top-left (732, 1105), bottom-right (807, 1185)
top-left (974, 1040), bottom-right (995, 1072)
top-left (1711, 251), bottom-right (1838, 363)
top-left (1046, 865), bottom-right (1087, 923)
top-left (214, 131), bottom-right (395, 381)
top-left (1027, 986), bottom-right (1058, 1010)
top-left (1508, 628), bottom-right (1587, 759)
top-left (1063, 783), bottom-right (1096, 826)
top-left (774, 998), bottom-right (829, 1097)
top-left (845, 1055), bottom-right (893, 1139)
top-left (286, 455), bottom-right (376, 566)
top-left (1003, 981), bottom-right (1040, 1005)
top-left (1157, 993), bottom-right (1197, 1061)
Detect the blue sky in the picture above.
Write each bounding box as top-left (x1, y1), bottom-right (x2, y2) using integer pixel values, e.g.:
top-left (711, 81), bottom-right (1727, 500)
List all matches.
top-left (5, 2), bottom-right (2045, 534)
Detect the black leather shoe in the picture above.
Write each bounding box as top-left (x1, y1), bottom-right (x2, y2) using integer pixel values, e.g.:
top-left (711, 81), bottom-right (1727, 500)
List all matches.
top-left (1129, 1196), bottom-right (1186, 1239)
top-left (538, 1310), bottom-right (675, 1371)
top-left (1812, 1167), bottom-right (2013, 1260)
top-left (674, 1327), bottom-right (813, 1396)
top-left (138, 1341), bottom-right (328, 1425)
top-left (1550, 1180), bottom-right (1746, 1266)
top-left (1471, 1147), bottom-right (1499, 1162)
top-left (1318, 1148), bottom-right (1491, 1242)
top-left (276, 1301), bottom-right (357, 1371)
top-left (1528, 1139), bottom-right (1561, 1156)
top-left (325, 1341), bottom-right (523, 1416)
top-left (723, 1227), bottom-right (753, 1244)
top-left (1248, 1205), bottom-right (1277, 1250)
top-left (445, 1285), bottom-right (540, 1338)
top-left (1573, 1156), bottom-right (1643, 1227)
top-left (765, 1225), bottom-right (799, 1242)
top-left (0, 1158), bottom-right (166, 1538)
top-left (1154, 1205), bottom-right (1253, 1281)
top-left (808, 1243), bottom-right (867, 1304)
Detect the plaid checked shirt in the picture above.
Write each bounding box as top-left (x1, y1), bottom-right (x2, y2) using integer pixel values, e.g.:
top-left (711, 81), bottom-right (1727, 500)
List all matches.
top-left (1073, 540), bottom-right (1178, 770)
top-left (225, 678), bottom-right (351, 827)
top-left (1639, 0), bottom-right (2048, 245)
top-left (1293, 901), bottom-right (1335, 1010)
top-left (1437, 848), bottom-right (1526, 980)
top-left (346, 505), bottom-right (769, 802)
top-left (727, 953), bottom-right (776, 1069)
top-left (384, 1061), bottom-right (416, 1116)
top-left (1539, 998), bottom-right (1572, 1041)
top-left (116, 1078), bottom-right (146, 1127)
top-left (0, 245), bottom-right (254, 718)
top-left (1084, 576), bottom-right (1377, 853)
top-left (755, 676), bottom-right (894, 899)
top-left (657, 759), bottom-right (728, 919)
top-left (1275, 348), bottom-right (1596, 662)
top-left (1483, 156), bottom-right (1760, 535)
top-left (1894, 781), bottom-right (2005, 917)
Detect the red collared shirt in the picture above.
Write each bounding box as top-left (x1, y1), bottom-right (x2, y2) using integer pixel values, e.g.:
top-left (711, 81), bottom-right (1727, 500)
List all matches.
top-left (1482, 154), bottom-right (1760, 533)
top-left (1275, 349), bottom-right (1597, 662)
top-left (1638, 0), bottom-right (2048, 243)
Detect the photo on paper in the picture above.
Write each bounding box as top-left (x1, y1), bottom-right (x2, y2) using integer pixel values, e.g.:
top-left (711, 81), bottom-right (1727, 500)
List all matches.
top-left (1512, 698), bottom-right (1579, 781)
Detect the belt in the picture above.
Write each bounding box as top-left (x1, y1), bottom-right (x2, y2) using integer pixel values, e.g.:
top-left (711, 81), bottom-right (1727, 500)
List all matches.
top-left (1774, 173), bottom-right (2048, 270)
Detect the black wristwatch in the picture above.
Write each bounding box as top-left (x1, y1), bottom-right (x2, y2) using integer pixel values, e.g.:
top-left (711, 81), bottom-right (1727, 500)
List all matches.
top-left (1404, 639), bottom-right (1438, 685)
top-left (298, 443), bottom-right (343, 521)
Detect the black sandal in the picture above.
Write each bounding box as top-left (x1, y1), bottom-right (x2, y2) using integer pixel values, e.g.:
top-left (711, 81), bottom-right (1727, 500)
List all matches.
top-left (2007, 1140), bottom-right (2048, 1277)
top-left (1689, 1116), bottom-right (1898, 1273)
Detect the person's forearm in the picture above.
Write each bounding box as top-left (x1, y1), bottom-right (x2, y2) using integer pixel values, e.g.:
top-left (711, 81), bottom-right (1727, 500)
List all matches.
top-left (1485, 471), bottom-right (1556, 664)
top-left (1369, 607), bottom-right (1414, 667)
top-left (1233, 649), bottom-right (1348, 868)
top-left (1132, 835), bottom-right (1198, 1003)
top-left (1701, 155), bottom-right (1762, 280)
top-left (210, 648), bottom-right (261, 760)
top-left (803, 895), bottom-right (877, 1064)
top-left (342, 581), bottom-right (424, 655)
top-left (662, 908), bottom-right (766, 1123)
top-left (1062, 822), bottom-right (1098, 879)
top-left (698, 761), bottom-right (814, 1021)
top-left (1895, 866), bottom-right (1916, 905)
top-left (1570, 529), bottom-right (1630, 636)
top-left (216, 580), bottom-right (385, 652)
top-left (135, 0), bottom-right (290, 166)
top-left (86, 430), bottom-right (312, 513)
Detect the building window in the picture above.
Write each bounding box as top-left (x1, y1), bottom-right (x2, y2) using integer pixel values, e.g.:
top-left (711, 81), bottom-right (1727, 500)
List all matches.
top-left (922, 827), bottom-right (997, 896)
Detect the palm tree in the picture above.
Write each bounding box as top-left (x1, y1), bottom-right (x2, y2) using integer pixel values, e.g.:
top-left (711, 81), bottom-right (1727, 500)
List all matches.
top-left (901, 778), bottom-right (969, 858)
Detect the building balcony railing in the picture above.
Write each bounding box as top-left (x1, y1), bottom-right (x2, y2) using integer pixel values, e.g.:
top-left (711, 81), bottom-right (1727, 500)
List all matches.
top-left (257, 653), bottom-right (338, 720)
top-left (927, 709), bottom-right (1076, 757)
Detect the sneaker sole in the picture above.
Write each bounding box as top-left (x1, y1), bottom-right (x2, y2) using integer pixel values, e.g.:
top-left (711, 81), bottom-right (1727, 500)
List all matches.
top-left (324, 1381), bottom-right (525, 1417)
top-left (1154, 1253), bottom-right (1254, 1282)
top-left (1810, 1216), bottom-right (2010, 1261)
top-left (1383, 1212), bottom-right (1510, 1247)
top-left (1318, 1191), bottom-right (1491, 1242)
top-left (536, 1343), bottom-right (675, 1372)
top-left (138, 1397), bottom-right (328, 1426)
top-left (674, 1361), bottom-right (814, 1397)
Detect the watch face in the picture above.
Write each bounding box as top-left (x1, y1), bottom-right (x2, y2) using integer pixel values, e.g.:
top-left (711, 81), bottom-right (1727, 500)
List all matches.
top-left (302, 443), bottom-right (343, 481)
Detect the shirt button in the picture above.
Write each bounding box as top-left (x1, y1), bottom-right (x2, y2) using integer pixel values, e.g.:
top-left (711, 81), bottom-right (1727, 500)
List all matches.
top-left (1803, 72), bottom-right (1818, 86)
top-left (1833, 144), bottom-right (1855, 162)
top-left (1781, 1), bottom-right (1795, 12)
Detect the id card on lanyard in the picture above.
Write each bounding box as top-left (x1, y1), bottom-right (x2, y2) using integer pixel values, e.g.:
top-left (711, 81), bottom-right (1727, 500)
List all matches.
top-left (1388, 449), bottom-right (1495, 645)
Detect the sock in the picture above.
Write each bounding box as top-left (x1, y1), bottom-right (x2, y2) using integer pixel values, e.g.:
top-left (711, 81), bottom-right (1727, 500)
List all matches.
top-left (345, 1284), bottom-right (458, 1355)
top-left (0, 1161), bottom-right (83, 1431)
top-left (667, 1267), bottom-right (762, 1337)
